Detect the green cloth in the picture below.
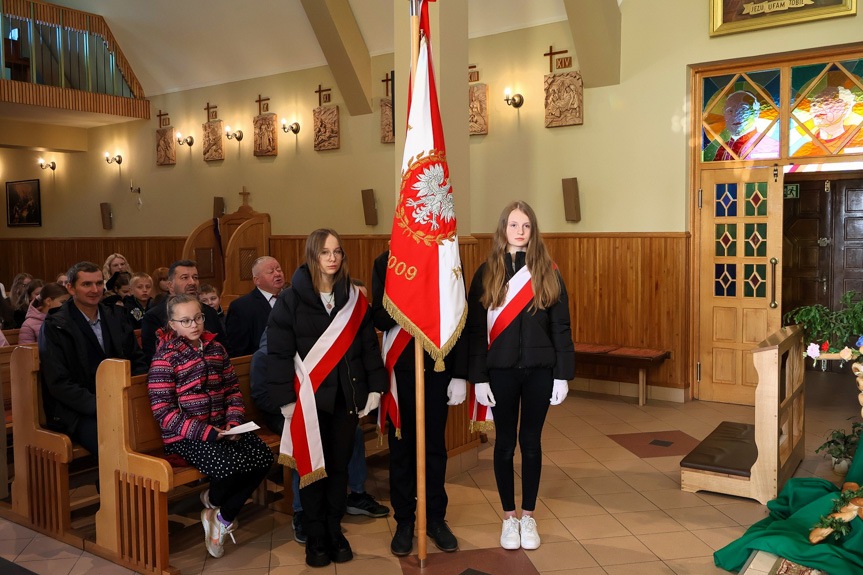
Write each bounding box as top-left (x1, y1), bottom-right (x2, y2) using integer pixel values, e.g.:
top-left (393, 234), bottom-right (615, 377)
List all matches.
top-left (714, 452), bottom-right (863, 574)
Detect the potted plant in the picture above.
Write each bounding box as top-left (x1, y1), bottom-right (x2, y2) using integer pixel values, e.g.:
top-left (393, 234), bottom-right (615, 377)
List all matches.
top-left (815, 422), bottom-right (863, 476)
top-left (784, 291), bottom-right (863, 364)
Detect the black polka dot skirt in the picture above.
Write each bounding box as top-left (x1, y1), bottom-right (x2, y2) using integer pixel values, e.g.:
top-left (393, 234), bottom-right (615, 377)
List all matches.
top-left (166, 432), bottom-right (274, 481)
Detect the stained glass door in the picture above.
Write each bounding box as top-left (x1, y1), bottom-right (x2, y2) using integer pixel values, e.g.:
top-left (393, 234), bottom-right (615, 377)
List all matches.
top-left (699, 167), bottom-right (784, 405)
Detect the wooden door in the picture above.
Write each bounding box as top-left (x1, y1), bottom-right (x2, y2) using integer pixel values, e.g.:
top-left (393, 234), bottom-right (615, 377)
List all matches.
top-left (832, 178), bottom-right (863, 303)
top-left (699, 167), bottom-right (784, 405)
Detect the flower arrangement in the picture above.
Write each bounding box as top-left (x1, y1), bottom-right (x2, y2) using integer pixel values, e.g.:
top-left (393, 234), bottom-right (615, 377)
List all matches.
top-left (784, 291), bottom-right (863, 365)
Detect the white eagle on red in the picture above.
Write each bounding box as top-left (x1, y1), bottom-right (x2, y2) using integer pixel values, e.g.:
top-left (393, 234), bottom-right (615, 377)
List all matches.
top-left (407, 162), bottom-right (454, 231)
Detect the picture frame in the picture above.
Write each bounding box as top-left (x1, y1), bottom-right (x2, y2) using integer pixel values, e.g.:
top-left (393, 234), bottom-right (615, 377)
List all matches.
top-left (6, 179), bottom-right (41, 227)
top-left (710, 0), bottom-right (856, 37)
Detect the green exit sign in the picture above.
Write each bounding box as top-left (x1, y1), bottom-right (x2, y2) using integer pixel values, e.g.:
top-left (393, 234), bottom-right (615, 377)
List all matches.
top-left (783, 184), bottom-right (800, 199)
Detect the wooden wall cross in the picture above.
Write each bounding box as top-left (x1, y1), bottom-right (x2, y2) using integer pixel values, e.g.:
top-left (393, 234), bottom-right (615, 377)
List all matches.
top-left (239, 187), bottom-right (250, 206)
top-left (204, 102), bottom-right (218, 121)
top-left (156, 109), bottom-right (170, 127)
top-left (381, 73), bottom-right (392, 98)
top-left (255, 94), bottom-right (270, 116)
top-left (543, 45), bottom-right (568, 74)
top-left (315, 84), bottom-right (332, 107)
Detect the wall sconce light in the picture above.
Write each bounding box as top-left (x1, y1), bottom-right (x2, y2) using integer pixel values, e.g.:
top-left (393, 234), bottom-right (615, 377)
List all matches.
top-left (504, 88), bottom-right (524, 108)
top-left (176, 132), bottom-right (194, 147)
top-left (105, 152), bottom-right (122, 165)
top-left (39, 158), bottom-right (56, 171)
top-left (225, 126), bottom-right (243, 141)
top-left (281, 118), bottom-right (301, 134)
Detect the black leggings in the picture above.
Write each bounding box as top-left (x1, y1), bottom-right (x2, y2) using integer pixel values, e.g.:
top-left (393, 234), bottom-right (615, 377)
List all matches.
top-left (489, 368), bottom-right (553, 513)
top-left (209, 465), bottom-right (271, 522)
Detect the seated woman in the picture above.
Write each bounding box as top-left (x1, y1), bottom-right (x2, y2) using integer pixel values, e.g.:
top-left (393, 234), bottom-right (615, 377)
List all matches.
top-left (147, 294), bottom-right (274, 559)
top-left (102, 253), bottom-right (132, 280)
top-left (19, 282), bottom-right (69, 344)
top-left (13, 279), bottom-right (43, 328)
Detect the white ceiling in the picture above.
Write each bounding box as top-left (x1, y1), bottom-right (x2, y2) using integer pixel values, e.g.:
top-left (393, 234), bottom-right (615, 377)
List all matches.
top-left (46, 0), bottom-right (569, 96)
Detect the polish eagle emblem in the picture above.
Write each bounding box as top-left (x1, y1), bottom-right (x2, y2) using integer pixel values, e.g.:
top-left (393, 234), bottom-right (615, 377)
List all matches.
top-left (407, 163), bottom-right (454, 231)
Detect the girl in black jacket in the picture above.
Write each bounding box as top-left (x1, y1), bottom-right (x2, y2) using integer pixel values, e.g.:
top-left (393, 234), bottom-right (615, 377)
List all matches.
top-left (467, 201), bottom-right (575, 552)
top-left (267, 228), bottom-right (387, 568)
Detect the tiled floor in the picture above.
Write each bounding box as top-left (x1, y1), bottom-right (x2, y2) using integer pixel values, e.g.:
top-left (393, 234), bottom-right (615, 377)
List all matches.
top-left (0, 370), bottom-right (856, 575)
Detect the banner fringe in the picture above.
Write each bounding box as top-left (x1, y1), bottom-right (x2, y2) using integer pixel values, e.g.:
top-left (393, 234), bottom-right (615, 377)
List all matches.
top-left (299, 467), bottom-right (328, 488)
top-left (278, 454), bottom-right (297, 469)
top-left (470, 420), bottom-right (495, 433)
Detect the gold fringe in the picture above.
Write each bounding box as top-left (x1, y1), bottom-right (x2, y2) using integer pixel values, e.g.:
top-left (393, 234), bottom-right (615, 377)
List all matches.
top-left (376, 424), bottom-right (402, 443)
top-left (383, 290), bottom-right (468, 373)
top-left (395, 427), bottom-right (402, 440)
top-left (278, 453), bottom-right (297, 469)
top-left (299, 467), bottom-right (328, 488)
top-left (470, 420), bottom-right (496, 433)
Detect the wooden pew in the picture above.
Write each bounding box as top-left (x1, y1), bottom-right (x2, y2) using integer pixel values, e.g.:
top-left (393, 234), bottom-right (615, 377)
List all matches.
top-left (2, 329), bottom-right (22, 428)
top-left (94, 354), bottom-right (285, 575)
top-left (572, 343), bottom-right (671, 406)
top-left (680, 325), bottom-right (805, 504)
top-left (6, 344), bottom-right (91, 547)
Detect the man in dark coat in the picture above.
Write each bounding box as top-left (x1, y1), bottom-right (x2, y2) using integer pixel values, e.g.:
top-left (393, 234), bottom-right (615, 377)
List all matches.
top-left (39, 261), bottom-right (147, 459)
top-left (141, 259), bottom-right (226, 364)
top-left (225, 256), bottom-right (285, 357)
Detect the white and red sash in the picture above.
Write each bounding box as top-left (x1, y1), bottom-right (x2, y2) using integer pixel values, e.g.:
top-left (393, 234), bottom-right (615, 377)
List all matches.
top-left (470, 265), bottom-right (533, 432)
top-left (377, 325), bottom-right (412, 439)
top-left (279, 286), bottom-right (367, 487)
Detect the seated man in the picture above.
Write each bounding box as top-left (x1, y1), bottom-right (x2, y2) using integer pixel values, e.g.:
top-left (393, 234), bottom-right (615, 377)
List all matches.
top-left (225, 256), bottom-right (285, 357)
top-left (141, 260), bottom-right (226, 364)
top-left (39, 261), bottom-right (147, 458)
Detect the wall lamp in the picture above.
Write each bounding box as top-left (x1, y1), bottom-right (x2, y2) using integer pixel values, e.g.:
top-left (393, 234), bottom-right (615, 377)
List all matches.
top-left (105, 153), bottom-right (122, 165)
top-left (225, 126), bottom-right (243, 141)
top-left (281, 118), bottom-right (301, 134)
top-left (176, 132), bottom-right (194, 147)
top-left (38, 158), bottom-right (56, 171)
top-left (504, 88), bottom-right (524, 108)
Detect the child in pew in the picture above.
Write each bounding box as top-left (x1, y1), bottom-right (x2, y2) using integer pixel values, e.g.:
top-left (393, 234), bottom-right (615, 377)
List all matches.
top-left (147, 294), bottom-right (274, 559)
top-left (19, 282), bottom-right (69, 344)
top-left (123, 272), bottom-right (153, 329)
top-left (151, 267), bottom-right (170, 306)
top-left (102, 272), bottom-right (131, 307)
top-left (199, 284), bottom-right (227, 333)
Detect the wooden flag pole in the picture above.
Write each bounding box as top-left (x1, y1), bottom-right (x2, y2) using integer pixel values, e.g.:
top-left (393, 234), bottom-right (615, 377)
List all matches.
top-left (415, 342), bottom-right (428, 567)
top-left (410, 0), bottom-right (420, 81)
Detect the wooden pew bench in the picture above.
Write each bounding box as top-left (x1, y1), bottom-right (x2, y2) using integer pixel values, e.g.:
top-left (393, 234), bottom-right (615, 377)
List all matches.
top-left (2, 329), bottom-right (21, 432)
top-left (680, 325), bottom-right (805, 505)
top-left (573, 343), bottom-right (671, 406)
top-left (94, 355), bottom-right (287, 575)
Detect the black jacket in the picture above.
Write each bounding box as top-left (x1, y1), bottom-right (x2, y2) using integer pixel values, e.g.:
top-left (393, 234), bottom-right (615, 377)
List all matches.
top-left (266, 264), bottom-right (387, 414)
top-left (371, 251), bottom-right (468, 378)
top-left (226, 288), bottom-right (273, 357)
top-left (122, 295), bottom-right (151, 330)
top-left (141, 297), bottom-right (226, 365)
top-left (39, 298), bottom-right (147, 434)
top-left (467, 253), bottom-right (575, 383)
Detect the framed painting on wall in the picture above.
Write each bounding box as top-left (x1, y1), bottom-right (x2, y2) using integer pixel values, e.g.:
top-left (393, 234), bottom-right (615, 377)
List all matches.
top-left (6, 179), bottom-right (41, 227)
top-left (710, 0), bottom-right (856, 37)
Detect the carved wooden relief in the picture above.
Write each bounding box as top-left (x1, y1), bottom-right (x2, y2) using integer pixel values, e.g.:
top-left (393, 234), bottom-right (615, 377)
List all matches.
top-left (156, 127), bottom-right (176, 165)
top-left (254, 113), bottom-right (278, 157)
top-left (469, 84), bottom-right (489, 136)
top-left (380, 98), bottom-right (394, 144)
top-left (313, 106), bottom-right (340, 151)
top-left (202, 119), bottom-right (225, 161)
top-left (544, 71), bottom-right (583, 128)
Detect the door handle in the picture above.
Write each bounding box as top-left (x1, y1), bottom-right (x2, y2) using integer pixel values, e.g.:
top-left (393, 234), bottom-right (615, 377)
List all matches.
top-left (818, 237), bottom-right (831, 247)
top-left (770, 257), bottom-right (778, 309)
top-left (821, 276), bottom-right (828, 296)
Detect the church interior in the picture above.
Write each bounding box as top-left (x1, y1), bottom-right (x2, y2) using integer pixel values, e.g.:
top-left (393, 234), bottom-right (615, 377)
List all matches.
top-left (1, 0), bottom-right (863, 573)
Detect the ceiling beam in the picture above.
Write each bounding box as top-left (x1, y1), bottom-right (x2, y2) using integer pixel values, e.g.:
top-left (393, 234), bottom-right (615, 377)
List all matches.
top-left (563, 0), bottom-right (621, 88)
top-left (300, 0), bottom-right (372, 116)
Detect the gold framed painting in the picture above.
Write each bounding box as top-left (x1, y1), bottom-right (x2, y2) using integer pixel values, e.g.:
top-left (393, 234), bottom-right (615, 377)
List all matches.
top-left (710, 0), bottom-right (856, 36)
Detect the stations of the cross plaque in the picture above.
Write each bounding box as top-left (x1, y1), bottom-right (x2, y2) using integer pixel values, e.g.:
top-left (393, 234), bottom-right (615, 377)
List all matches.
top-left (315, 84), bottom-right (332, 106)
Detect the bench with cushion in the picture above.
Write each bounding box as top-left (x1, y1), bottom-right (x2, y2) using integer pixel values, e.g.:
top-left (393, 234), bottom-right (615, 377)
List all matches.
top-left (573, 343), bottom-right (671, 406)
top-left (680, 325), bottom-right (805, 505)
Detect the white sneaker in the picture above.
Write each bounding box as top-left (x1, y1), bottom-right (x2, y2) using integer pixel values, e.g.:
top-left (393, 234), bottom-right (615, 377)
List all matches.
top-left (200, 489), bottom-right (215, 509)
top-left (500, 516), bottom-right (520, 550)
top-left (520, 515), bottom-right (540, 550)
top-left (202, 508), bottom-right (237, 558)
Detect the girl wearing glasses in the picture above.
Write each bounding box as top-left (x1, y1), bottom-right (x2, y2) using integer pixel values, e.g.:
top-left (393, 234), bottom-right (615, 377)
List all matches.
top-left (267, 228), bottom-right (387, 568)
top-left (147, 294), bottom-right (274, 559)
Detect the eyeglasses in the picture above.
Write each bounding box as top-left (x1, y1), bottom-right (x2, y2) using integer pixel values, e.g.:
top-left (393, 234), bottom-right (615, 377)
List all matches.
top-left (170, 314), bottom-right (205, 328)
top-left (320, 249), bottom-right (344, 259)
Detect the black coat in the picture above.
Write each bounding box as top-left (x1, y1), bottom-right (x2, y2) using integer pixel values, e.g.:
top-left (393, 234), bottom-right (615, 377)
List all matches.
top-left (226, 288), bottom-right (273, 357)
top-left (39, 299), bottom-right (147, 434)
top-left (140, 297), bottom-right (226, 365)
top-left (266, 264), bottom-right (387, 414)
top-left (122, 295), bottom-right (151, 330)
top-left (371, 251), bottom-right (468, 378)
top-left (467, 253), bottom-right (575, 383)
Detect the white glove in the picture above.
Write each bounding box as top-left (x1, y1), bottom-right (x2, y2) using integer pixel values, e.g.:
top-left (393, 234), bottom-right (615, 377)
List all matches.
top-left (447, 378), bottom-right (467, 406)
top-left (280, 403), bottom-right (296, 420)
top-left (474, 383), bottom-right (496, 407)
top-left (550, 379), bottom-right (569, 405)
top-left (359, 392), bottom-right (381, 417)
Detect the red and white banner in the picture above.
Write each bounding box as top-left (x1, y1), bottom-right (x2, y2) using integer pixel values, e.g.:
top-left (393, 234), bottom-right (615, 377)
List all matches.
top-left (377, 325), bottom-right (412, 438)
top-left (279, 286), bottom-right (367, 487)
top-left (383, 0), bottom-right (465, 371)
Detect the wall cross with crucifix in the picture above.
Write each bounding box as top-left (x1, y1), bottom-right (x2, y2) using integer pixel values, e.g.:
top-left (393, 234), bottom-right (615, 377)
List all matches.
top-left (381, 73), bottom-right (392, 98)
top-left (315, 84), bottom-right (332, 107)
top-left (255, 94), bottom-right (270, 116)
top-left (543, 45), bottom-right (568, 74)
top-left (204, 102), bottom-right (218, 121)
top-left (156, 109), bottom-right (170, 127)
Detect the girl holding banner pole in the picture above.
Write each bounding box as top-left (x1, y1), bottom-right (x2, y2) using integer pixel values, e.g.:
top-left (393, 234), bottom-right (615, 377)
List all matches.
top-left (468, 201), bottom-right (575, 551)
top-left (267, 228), bottom-right (387, 568)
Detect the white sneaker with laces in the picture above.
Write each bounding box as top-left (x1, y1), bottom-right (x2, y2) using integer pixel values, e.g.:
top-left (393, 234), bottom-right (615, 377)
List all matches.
top-left (500, 516), bottom-right (520, 550)
top-left (520, 515), bottom-right (540, 550)
top-left (202, 508), bottom-right (237, 558)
